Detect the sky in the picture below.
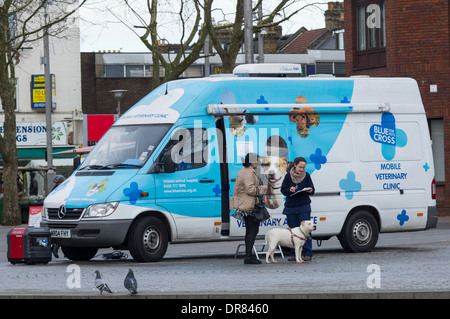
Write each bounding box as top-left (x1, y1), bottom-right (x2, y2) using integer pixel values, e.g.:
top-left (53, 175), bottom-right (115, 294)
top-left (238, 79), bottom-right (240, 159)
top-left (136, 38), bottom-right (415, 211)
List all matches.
top-left (79, 0), bottom-right (334, 53)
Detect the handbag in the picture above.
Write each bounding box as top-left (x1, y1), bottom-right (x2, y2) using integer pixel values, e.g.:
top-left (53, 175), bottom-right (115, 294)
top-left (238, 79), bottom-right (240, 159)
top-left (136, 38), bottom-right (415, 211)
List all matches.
top-left (252, 189), bottom-right (270, 222)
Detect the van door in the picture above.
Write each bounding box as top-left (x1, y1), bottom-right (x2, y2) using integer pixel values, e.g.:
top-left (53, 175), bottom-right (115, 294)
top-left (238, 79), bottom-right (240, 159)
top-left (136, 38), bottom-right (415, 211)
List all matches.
top-left (154, 121), bottom-right (222, 240)
top-left (223, 113), bottom-right (289, 237)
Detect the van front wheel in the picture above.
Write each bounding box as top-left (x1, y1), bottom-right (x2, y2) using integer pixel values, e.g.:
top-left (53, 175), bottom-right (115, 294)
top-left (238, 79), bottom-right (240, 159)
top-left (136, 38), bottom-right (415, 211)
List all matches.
top-left (338, 211), bottom-right (379, 253)
top-left (128, 216), bottom-right (168, 262)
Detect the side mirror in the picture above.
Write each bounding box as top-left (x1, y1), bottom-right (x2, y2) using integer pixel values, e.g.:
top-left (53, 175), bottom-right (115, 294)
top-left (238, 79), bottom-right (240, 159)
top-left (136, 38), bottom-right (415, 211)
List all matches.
top-left (163, 150), bottom-right (176, 173)
top-left (73, 157), bottom-right (81, 171)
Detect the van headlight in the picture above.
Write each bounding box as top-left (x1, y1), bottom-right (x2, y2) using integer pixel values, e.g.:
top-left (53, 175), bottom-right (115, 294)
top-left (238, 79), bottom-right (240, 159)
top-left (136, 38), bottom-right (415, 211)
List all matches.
top-left (83, 202), bottom-right (119, 218)
top-left (42, 206), bottom-right (48, 220)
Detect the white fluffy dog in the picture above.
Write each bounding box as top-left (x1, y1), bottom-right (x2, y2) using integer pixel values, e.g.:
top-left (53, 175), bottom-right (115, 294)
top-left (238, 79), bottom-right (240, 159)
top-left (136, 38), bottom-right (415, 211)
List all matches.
top-left (265, 220), bottom-right (316, 264)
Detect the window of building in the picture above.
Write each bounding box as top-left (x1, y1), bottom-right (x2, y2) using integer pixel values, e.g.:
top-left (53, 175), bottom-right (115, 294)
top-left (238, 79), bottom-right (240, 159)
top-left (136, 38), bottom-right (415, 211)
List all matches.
top-left (354, 0), bottom-right (386, 69)
top-left (126, 65), bottom-right (151, 78)
top-left (314, 62), bottom-right (346, 76)
top-left (180, 65), bottom-right (203, 78)
top-left (104, 65), bottom-right (125, 78)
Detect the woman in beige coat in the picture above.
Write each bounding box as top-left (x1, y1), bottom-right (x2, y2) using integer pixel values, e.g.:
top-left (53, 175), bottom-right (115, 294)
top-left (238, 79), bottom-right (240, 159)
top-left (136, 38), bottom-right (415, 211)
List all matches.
top-left (231, 153), bottom-right (267, 264)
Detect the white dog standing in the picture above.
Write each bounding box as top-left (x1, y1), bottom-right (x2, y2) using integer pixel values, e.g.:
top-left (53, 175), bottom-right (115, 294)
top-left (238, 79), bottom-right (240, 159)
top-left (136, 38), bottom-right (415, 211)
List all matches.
top-left (265, 220), bottom-right (316, 264)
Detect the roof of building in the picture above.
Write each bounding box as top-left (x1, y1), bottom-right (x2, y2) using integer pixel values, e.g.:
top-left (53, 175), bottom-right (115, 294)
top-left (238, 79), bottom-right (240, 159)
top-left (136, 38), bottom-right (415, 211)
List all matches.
top-left (278, 28), bottom-right (329, 53)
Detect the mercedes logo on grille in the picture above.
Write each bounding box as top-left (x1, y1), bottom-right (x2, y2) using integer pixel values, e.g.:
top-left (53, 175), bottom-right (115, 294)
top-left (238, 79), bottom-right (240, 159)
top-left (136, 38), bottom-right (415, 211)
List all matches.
top-left (58, 205), bottom-right (67, 219)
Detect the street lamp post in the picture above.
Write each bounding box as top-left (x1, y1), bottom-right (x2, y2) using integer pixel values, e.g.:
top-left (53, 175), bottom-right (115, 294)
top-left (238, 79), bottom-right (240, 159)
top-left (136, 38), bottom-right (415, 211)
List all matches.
top-left (42, 0), bottom-right (55, 195)
top-left (109, 89), bottom-right (128, 120)
top-left (257, 3), bottom-right (267, 64)
top-left (244, 0), bottom-right (254, 64)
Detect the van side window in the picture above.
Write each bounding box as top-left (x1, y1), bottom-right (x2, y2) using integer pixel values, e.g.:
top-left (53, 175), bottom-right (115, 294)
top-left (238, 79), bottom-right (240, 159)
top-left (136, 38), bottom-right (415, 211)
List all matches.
top-left (161, 128), bottom-right (208, 171)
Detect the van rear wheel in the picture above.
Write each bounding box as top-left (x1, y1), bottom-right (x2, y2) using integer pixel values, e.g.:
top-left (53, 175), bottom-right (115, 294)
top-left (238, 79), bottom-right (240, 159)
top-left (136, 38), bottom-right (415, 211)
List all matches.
top-left (338, 210), bottom-right (379, 253)
top-left (128, 216), bottom-right (168, 262)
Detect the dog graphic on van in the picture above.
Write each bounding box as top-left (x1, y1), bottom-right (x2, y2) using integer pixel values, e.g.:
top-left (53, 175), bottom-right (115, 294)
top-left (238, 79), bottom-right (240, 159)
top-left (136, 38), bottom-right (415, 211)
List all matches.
top-left (220, 90), bottom-right (257, 137)
top-left (261, 156), bottom-right (289, 209)
top-left (289, 95), bottom-right (320, 138)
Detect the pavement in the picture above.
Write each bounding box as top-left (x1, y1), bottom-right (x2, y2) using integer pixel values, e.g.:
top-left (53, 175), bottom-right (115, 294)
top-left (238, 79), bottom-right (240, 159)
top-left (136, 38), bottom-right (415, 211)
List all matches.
top-left (0, 217), bottom-right (449, 299)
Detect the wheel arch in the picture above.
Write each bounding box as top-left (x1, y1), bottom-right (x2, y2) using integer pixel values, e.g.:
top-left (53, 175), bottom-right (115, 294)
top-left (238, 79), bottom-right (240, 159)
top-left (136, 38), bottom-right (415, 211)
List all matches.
top-left (124, 210), bottom-right (174, 246)
top-left (341, 205), bottom-right (381, 234)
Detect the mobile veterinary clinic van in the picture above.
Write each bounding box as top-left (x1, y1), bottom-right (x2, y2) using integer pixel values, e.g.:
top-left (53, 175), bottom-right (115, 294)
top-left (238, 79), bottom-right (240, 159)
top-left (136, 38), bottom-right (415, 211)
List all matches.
top-left (42, 71), bottom-right (437, 262)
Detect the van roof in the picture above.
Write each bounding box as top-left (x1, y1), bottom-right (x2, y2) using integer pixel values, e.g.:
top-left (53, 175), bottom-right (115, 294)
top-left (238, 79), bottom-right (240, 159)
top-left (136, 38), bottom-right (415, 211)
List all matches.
top-left (114, 77), bottom-right (424, 126)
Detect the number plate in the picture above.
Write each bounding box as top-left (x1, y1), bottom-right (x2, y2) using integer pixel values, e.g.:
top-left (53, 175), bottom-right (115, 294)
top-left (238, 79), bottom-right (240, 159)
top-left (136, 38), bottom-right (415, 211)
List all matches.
top-left (50, 229), bottom-right (71, 238)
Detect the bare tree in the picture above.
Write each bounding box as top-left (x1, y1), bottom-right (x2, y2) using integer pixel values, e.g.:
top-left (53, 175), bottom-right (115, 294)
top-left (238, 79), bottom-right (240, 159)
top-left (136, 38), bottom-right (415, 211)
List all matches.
top-left (0, 0), bottom-right (86, 225)
top-left (110, 0), bottom-right (213, 88)
top-left (206, 0), bottom-right (326, 73)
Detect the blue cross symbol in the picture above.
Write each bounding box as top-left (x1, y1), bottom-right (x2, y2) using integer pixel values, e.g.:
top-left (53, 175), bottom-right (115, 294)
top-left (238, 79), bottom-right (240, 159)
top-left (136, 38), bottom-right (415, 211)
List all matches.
top-left (123, 182), bottom-right (143, 205)
top-left (310, 148), bottom-right (327, 170)
top-left (341, 96), bottom-right (350, 103)
top-left (423, 163), bottom-right (430, 172)
top-left (256, 95), bottom-right (270, 111)
top-left (339, 171), bottom-right (362, 200)
top-left (256, 95), bottom-right (268, 104)
top-left (212, 184), bottom-right (221, 197)
top-left (369, 113), bottom-right (407, 160)
top-left (178, 161), bottom-right (192, 170)
top-left (397, 209), bottom-right (409, 226)
top-left (287, 136), bottom-right (293, 145)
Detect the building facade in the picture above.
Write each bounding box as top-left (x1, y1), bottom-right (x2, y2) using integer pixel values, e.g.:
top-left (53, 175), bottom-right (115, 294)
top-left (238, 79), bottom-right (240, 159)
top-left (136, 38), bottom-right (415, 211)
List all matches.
top-left (1, 10), bottom-right (83, 156)
top-left (0, 8), bottom-right (83, 196)
top-left (344, 0), bottom-right (450, 215)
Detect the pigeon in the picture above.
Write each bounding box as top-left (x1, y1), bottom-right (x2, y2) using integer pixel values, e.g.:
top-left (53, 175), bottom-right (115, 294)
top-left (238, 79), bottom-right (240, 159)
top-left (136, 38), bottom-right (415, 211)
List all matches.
top-left (124, 268), bottom-right (138, 295)
top-left (94, 270), bottom-right (113, 295)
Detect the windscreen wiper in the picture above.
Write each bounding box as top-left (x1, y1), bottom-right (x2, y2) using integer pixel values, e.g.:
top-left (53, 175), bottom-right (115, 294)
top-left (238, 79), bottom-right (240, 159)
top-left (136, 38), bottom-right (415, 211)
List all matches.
top-left (79, 164), bottom-right (110, 171)
top-left (79, 163), bottom-right (143, 170)
top-left (104, 163), bottom-right (143, 169)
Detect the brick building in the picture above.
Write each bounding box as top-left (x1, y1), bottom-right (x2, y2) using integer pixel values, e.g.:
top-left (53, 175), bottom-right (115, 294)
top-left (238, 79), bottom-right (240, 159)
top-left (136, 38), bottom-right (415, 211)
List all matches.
top-left (81, 53), bottom-right (153, 115)
top-left (344, 0), bottom-right (450, 215)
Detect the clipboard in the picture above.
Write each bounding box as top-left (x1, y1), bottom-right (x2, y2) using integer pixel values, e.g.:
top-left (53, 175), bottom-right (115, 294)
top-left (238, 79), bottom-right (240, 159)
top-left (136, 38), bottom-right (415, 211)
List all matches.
top-left (290, 187), bottom-right (312, 196)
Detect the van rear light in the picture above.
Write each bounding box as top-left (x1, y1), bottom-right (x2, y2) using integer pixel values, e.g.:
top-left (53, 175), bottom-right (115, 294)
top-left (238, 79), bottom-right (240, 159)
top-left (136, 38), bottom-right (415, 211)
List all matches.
top-left (431, 178), bottom-right (436, 200)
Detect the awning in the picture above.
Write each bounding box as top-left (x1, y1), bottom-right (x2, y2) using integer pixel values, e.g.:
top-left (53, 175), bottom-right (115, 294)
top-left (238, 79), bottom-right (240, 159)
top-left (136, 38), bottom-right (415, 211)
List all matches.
top-left (0, 147), bottom-right (74, 160)
top-left (52, 146), bottom-right (93, 156)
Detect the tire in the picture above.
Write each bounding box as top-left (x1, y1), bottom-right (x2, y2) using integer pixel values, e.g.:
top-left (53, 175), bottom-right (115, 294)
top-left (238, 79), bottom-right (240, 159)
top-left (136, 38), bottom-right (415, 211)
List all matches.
top-left (128, 216), bottom-right (168, 262)
top-left (61, 246), bottom-right (98, 261)
top-left (338, 210), bottom-right (379, 253)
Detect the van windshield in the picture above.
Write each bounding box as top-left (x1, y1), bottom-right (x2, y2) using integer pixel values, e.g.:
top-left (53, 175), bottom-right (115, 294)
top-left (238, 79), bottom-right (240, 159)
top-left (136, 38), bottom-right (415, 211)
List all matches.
top-left (79, 124), bottom-right (171, 170)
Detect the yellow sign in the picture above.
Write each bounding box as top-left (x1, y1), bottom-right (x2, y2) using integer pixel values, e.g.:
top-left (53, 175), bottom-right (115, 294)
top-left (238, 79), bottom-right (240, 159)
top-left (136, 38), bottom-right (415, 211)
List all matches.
top-left (31, 74), bottom-right (56, 109)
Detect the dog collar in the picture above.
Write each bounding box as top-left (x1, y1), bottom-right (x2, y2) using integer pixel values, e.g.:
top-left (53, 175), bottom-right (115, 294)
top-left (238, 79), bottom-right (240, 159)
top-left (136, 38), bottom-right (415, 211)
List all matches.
top-left (300, 228), bottom-right (312, 240)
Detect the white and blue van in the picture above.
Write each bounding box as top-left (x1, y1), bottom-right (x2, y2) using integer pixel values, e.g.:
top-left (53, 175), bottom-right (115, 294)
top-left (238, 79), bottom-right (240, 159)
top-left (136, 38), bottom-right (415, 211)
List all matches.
top-left (42, 65), bottom-right (437, 262)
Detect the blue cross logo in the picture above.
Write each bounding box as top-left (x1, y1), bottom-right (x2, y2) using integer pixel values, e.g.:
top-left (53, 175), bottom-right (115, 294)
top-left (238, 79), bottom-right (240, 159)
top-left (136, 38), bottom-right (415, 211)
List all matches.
top-left (287, 136), bottom-right (293, 145)
top-left (178, 161), bottom-right (192, 170)
top-left (369, 113), bottom-right (407, 160)
top-left (123, 182), bottom-right (143, 205)
top-left (339, 171), bottom-right (362, 200)
top-left (423, 163), bottom-right (430, 172)
top-left (256, 95), bottom-right (268, 104)
top-left (397, 209), bottom-right (409, 226)
top-left (256, 95), bottom-right (270, 111)
top-left (212, 184), bottom-right (221, 197)
top-left (341, 96), bottom-right (350, 103)
top-left (310, 148), bottom-right (327, 170)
